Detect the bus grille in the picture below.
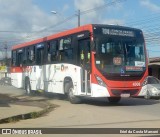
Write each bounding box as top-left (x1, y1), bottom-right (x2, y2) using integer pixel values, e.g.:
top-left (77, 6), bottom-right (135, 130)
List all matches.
top-left (111, 89), bottom-right (138, 96)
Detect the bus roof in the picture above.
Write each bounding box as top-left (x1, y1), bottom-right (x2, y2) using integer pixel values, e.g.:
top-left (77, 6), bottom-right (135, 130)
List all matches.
top-left (93, 24), bottom-right (142, 31)
top-left (12, 24), bottom-right (142, 50)
top-left (12, 24), bottom-right (93, 50)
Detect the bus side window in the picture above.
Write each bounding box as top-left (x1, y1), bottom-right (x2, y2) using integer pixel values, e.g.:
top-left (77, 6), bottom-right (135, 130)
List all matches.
top-left (17, 49), bottom-right (23, 67)
top-left (47, 43), bottom-right (51, 63)
top-left (22, 48), bottom-right (27, 66)
top-left (59, 37), bottom-right (73, 63)
top-left (30, 46), bottom-right (35, 62)
top-left (64, 48), bottom-right (73, 61)
top-left (12, 50), bottom-right (17, 66)
top-left (47, 40), bottom-right (58, 63)
top-left (36, 43), bottom-right (44, 65)
top-left (27, 46), bottom-right (35, 65)
top-left (59, 39), bottom-right (64, 61)
top-left (27, 47), bottom-right (30, 65)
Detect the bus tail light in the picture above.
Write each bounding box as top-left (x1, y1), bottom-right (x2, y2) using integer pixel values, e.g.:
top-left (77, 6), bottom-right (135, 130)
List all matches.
top-left (95, 75), bottom-right (106, 87)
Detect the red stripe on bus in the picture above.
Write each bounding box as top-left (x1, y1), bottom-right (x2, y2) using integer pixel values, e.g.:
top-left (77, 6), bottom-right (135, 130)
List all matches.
top-left (10, 67), bottom-right (23, 73)
top-left (12, 24), bottom-right (93, 50)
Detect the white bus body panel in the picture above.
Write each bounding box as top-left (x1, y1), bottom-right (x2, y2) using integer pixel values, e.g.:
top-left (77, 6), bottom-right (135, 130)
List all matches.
top-left (11, 73), bottom-right (23, 88)
top-left (11, 64), bottom-right (111, 98)
top-left (43, 64), bottom-right (82, 95)
top-left (91, 84), bottom-right (110, 97)
top-left (26, 64), bottom-right (82, 95)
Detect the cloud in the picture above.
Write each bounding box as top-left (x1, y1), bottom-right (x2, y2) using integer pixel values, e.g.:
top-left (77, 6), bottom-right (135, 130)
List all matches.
top-left (74, 0), bottom-right (105, 24)
top-left (74, 0), bottom-right (125, 25)
top-left (0, 0), bottom-right (74, 59)
top-left (0, 0), bottom-right (126, 59)
top-left (74, 0), bottom-right (105, 11)
top-left (62, 4), bottom-right (70, 12)
top-left (0, 0), bottom-right (46, 31)
top-left (0, 0), bottom-right (64, 49)
top-left (102, 19), bottom-right (125, 25)
top-left (140, 0), bottom-right (160, 12)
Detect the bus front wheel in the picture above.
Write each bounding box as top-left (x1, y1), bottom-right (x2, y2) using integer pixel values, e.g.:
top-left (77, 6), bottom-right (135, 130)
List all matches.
top-left (107, 97), bottom-right (121, 104)
top-left (65, 82), bottom-right (81, 104)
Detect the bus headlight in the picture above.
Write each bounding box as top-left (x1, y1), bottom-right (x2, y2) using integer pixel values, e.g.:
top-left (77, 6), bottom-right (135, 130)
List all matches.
top-left (95, 75), bottom-right (106, 87)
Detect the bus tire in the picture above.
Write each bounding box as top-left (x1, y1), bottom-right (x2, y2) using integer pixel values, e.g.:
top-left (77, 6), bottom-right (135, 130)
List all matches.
top-left (65, 82), bottom-right (81, 104)
top-left (25, 79), bottom-right (32, 95)
top-left (107, 97), bottom-right (121, 104)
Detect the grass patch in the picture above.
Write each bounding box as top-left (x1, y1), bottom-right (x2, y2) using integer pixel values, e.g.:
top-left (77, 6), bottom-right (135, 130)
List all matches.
top-left (7, 117), bottom-right (18, 123)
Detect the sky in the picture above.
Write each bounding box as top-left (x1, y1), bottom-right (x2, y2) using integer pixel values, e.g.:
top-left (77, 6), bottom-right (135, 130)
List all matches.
top-left (0, 0), bottom-right (160, 59)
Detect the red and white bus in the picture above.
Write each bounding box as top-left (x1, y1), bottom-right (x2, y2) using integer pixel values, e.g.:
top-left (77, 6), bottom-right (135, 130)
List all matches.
top-left (11, 24), bottom-right (148, 103)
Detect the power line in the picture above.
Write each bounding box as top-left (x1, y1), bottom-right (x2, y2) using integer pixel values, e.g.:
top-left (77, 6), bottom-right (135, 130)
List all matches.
top-left (39, 0), bottom-right (126, 32)
top-left (0, 28), bottom-right (70, 33)
top-left (1, 0), bottom-right (160, 52)
top-left (80, 0), bottom-right (126, 15)
top-left (5, 0), bottom-right (126, 45)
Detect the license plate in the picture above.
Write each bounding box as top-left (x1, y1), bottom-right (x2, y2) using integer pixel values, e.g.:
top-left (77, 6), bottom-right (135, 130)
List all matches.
top-left (121, 94), bottom-right (130, 97)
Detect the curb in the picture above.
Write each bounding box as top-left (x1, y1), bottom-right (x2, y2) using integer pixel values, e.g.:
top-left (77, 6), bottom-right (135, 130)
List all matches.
top-left (0, 103), bottom-right (57, 124)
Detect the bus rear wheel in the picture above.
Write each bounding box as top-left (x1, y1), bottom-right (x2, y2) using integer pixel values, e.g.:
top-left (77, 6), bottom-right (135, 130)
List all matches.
top-left (25, 79), bottom-right (32, 95)
top-left (65, 82), bottom-right (81, 104)
top-left (107, 97), bottom-right (121, 104)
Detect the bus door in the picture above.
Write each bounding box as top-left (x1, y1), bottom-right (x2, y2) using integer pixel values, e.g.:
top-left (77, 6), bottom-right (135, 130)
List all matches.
top-left (78, 39), bottom-right (91, 95)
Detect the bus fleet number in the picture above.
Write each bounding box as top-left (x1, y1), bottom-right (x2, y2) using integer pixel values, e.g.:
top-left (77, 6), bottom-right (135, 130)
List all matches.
top-left (132, 82), bottom-right (140, 87)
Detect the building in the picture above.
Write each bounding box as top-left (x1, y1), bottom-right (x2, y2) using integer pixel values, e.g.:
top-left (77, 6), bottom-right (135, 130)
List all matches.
top-left (0, 58), bottom-right (11, 79)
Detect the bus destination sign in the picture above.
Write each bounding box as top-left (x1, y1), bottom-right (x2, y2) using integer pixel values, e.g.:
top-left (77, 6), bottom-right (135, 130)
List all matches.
top-left (102, 28), bottom-right (135, 37)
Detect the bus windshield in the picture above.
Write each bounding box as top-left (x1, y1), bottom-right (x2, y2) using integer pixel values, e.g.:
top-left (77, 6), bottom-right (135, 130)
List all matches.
top-left (95, 36), bottom-right (146, 78)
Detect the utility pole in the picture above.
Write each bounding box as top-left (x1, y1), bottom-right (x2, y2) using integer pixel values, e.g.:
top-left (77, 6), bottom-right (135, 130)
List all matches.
top-left (4, 42), bottom-right (8, 66)
top-left (77, 9), bottom-right (80, 27)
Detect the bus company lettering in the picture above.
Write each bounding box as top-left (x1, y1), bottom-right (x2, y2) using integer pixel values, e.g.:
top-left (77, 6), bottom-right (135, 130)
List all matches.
top-left (61, 65), bottom-right (64, 71)
top-left (77, 34), bottom-right (85, 38)
top-left (64, 66), bottom-right (68, 71)
top-left (102, 28), bottom-right (135, 37)
top-left (61, 65), bottom-right (68, 71)
top-left (126, 66), bottom-right (143, 71)
top-left (132, 82), bottom-right (140, 87)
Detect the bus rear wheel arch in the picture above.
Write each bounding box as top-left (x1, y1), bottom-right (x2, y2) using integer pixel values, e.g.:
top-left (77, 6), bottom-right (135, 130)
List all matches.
top-left (64, 81), bottom-right (81, 104)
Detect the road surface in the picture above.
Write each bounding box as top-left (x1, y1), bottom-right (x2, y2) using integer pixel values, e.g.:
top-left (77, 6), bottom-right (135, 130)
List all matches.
top-left (0, 85), bottom-right (160, 137)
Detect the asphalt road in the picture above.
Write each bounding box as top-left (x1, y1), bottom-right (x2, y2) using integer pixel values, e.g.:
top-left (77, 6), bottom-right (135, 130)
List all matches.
top-left (0, 85), bottom-right (26, 96)
top-left (0, 85), bottom-right (160, 137)
top-left (8, 97), bottom-right (160, 128)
